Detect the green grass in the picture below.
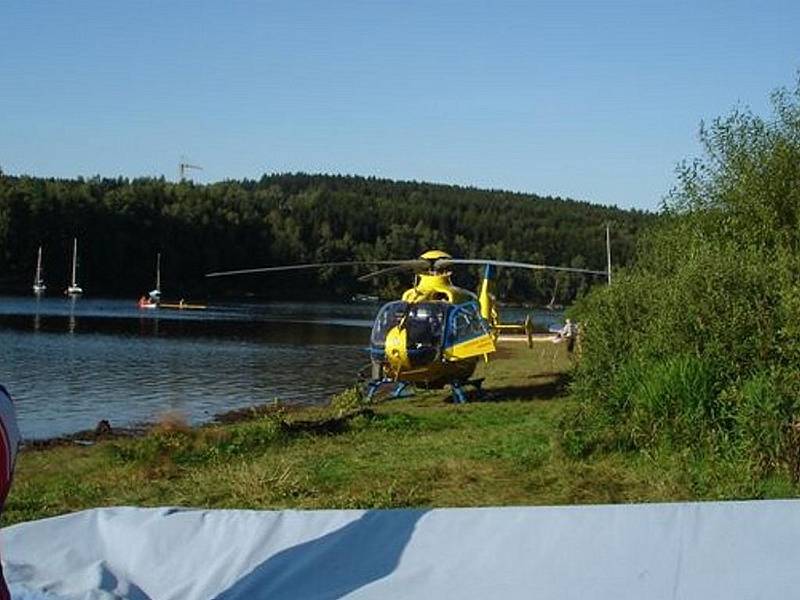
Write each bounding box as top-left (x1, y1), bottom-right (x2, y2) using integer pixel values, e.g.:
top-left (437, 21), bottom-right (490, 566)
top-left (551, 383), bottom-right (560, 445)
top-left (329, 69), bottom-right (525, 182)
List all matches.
top-left (6, 342), bottom-right (799, 526)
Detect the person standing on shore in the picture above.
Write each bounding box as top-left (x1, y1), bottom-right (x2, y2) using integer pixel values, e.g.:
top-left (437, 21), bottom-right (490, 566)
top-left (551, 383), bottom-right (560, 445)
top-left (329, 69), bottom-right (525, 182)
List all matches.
top-left (0, 385), bottom-right (21, 600)
top-left (553, 318), bottom-right (578, 354)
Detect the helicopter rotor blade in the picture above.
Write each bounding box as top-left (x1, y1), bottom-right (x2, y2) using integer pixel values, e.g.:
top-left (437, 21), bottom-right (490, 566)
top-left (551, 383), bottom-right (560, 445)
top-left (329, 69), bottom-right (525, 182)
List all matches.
top-left (356, 261), bottom-right (430, 282)
top-left (206, 260), bottom-right (422, 279)
top-left (436, 258), bottom-right (609, 277)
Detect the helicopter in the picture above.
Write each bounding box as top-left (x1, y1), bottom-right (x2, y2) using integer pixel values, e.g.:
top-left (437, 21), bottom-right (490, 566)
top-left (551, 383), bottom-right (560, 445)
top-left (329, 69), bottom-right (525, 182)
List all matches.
top-left (207, 240), bottom-right (611, 403)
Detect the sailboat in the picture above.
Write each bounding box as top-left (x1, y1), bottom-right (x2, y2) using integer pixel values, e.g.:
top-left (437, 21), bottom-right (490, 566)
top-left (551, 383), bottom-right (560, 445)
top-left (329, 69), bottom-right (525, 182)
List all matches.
top-left (65, 238), bottom-right (83, 296)
top-left (33, 245), bottom-right (46, 295)
top-left (138, 253), bottom-right (161, 309)
top-left (137, 253), bottom-right (206, 310)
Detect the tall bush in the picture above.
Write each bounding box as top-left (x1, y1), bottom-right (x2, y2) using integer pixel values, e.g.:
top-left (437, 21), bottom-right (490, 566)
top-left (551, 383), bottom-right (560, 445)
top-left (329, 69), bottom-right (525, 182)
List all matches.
top-left (567, 76), bottom-right (800, 485)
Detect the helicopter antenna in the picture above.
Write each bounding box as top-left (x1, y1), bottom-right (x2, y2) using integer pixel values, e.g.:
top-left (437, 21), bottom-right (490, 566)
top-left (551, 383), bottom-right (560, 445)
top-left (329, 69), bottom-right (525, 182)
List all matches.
top-left (178, 156), bottom-right (204, 181)
top-left (606, 223), bottom-right (612, 285)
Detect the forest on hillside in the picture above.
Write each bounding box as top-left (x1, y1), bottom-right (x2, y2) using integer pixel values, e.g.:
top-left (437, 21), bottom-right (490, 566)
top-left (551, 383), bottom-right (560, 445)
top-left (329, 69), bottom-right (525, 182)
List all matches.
top-left (0, 172), bottom-right (654, 302)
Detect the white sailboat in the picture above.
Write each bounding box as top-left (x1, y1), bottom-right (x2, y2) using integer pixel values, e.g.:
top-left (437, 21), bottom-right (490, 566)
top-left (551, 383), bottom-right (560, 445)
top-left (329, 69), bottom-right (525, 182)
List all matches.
top-left (65, 238), bottom-right (83, 296)
top-left (138, 253), bottom-right (161, 308)
top-left (137, 253), bottom-right (206, 310)
top-left (33, 245), bottom-right (46, 295)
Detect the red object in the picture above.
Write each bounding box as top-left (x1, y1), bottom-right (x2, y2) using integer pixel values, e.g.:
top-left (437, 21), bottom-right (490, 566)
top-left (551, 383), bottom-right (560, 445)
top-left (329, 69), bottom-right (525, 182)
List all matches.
top-left (0, 386), bottom-right (20, 600)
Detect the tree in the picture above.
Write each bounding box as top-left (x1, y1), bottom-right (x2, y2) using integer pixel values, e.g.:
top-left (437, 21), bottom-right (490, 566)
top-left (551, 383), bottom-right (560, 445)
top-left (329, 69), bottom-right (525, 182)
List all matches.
top-left (568, 75), bottom-right (800, 486)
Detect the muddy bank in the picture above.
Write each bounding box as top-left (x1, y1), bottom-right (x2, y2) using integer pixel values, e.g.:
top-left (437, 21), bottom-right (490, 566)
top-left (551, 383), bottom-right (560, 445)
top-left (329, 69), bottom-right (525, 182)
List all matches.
top-left (21, 400), bottom-right (314, 451)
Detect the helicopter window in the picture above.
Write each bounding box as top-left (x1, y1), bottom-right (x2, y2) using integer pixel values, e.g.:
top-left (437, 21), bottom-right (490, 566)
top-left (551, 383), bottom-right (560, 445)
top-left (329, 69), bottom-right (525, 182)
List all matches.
top-left (405, 302), bottom-right (447, 349)
top-left (371, 301), bottom-right (408, 346)
top-left (446, 302), bottom-right (490, 345)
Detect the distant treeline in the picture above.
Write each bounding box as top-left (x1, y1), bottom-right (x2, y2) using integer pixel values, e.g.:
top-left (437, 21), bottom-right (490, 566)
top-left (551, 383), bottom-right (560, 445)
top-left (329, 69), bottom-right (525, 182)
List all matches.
top-left (0, 172), bottom-right (655, 301)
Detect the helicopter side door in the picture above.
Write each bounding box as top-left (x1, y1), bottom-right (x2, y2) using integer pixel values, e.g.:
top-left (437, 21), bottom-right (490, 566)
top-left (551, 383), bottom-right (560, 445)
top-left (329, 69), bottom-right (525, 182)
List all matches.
top-left (442, 302), bottom-right (496, 361)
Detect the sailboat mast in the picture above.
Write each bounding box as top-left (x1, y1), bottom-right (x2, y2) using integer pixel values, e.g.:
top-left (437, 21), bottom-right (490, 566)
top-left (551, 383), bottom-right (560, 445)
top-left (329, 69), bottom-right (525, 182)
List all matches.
top-left (35, 246), bottom-right (43, 285)
top-left (71, 238), bottom-right (78, 287)
top-left (156, 252), bottom-right (161, 292)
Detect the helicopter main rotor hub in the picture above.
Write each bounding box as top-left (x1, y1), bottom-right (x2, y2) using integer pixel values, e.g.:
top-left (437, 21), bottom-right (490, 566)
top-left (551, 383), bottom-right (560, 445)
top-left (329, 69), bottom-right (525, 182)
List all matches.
top-left (417, 250), bottom-right (452, 274)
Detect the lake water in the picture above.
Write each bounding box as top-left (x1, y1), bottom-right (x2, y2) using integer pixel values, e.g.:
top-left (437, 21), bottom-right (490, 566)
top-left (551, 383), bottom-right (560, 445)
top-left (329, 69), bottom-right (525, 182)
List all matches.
top-left (0, 296), bottom-right (564, 440)
top-left (0, 297), bottom-right (378, 440)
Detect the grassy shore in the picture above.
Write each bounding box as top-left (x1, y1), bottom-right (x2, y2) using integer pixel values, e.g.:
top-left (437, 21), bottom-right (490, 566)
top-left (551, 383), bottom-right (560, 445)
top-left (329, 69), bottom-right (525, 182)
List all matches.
top-left (6, 342), bottom-right (795, 526)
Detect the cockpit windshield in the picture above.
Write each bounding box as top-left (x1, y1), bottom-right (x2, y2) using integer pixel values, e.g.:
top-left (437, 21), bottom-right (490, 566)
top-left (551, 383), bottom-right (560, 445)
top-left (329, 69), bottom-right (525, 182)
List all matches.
top-left (370, 301), bottom-right (449, 350)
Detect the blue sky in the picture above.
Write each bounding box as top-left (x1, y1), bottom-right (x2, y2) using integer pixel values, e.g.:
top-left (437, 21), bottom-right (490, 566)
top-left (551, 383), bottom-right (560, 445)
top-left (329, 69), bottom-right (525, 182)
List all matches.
top-left (1, 1), bottom-right (798, 210)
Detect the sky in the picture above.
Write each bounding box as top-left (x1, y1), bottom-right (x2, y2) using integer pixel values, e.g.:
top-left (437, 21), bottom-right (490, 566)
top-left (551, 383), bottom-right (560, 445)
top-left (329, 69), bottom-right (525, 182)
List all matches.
top-left (1, 1), bottom-right (799, 211)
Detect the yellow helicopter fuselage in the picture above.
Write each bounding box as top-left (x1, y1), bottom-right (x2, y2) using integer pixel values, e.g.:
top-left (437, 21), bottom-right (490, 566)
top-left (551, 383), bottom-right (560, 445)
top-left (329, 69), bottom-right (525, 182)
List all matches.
top-left (371, 255), bottom-right (497, 388)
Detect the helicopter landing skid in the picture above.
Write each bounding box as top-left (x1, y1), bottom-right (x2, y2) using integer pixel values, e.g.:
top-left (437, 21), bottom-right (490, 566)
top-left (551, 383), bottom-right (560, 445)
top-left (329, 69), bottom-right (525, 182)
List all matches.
top-left (450, 378), bottom-right (485, 404)
top-left (366, 379), bottom-right (415, 401)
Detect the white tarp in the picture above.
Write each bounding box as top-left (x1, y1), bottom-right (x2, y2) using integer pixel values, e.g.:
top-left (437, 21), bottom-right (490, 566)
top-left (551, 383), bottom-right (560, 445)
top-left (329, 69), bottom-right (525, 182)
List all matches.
top-left (4, 500), bottom-right (800, 599)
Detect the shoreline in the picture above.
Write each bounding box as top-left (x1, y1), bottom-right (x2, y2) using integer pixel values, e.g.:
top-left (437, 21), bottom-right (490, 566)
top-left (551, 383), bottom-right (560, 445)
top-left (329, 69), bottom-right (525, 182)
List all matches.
top-left (20, 400), bottom-right (312, 450)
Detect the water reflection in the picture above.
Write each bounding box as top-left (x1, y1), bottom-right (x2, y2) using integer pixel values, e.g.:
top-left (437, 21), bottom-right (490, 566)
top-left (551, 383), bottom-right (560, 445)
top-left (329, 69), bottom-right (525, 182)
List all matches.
top-left (67, 295), bottom-right (77, 334)
top-left (32, 296), bottom-right (42, 333)
top-left (139, 314), bottom-right (160, 336)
